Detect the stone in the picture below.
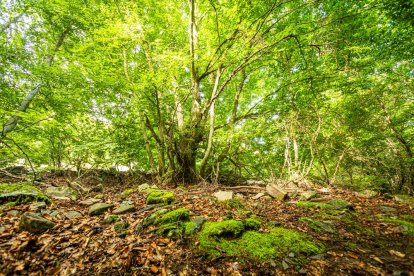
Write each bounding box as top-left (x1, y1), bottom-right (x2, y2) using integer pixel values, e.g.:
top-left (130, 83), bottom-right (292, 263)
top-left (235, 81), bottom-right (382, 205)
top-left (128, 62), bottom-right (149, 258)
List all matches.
top-left (357, 190), bottom-right (378, 198)
top-left (7, 210), bottom-right (20, 216)
top-left (185, 216), bottom-right (207, 235)
top-left (0, 182), bottom-right (49, 204)
top-left (253, 193), bottom-right (265, 200)
top-left (213, 191), bottom-right (233, 202)
top-left (65, 211), bottom-right (82, 219)
top-left (114, 221), bottom-right (129, 237)
top-left (89, 203), bottom-right (113, 216)
top-left (113, 204), bottom-right (135, 214)
top-left (102, 214), bottom-right (120, 224)
top-left (120, 188), bottom-right (135, 199)
top-left (146, 191), bottom-right (175, 205)
top-left (266, 184), bottom-right (288, 201)
top-left (45, 186), bottom-right (78, 201)
top-left (299, 191), bottom-right (318, 201)
top-left (79, 198), bottom-right (102, 206)
top-left (50, 210), bottom-right (61, 217)
top-left (138, 183), bottom-right (150, 192)
top-left (29, 201), bottom-right (47, 211)
top-left (19, 212), bottom-right (55, 234)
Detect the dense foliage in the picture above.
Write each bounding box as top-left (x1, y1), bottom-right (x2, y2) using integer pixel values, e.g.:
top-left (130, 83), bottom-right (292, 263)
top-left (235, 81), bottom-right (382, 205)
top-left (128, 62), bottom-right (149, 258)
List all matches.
top-left (1, 0), bottom-right (413, 192)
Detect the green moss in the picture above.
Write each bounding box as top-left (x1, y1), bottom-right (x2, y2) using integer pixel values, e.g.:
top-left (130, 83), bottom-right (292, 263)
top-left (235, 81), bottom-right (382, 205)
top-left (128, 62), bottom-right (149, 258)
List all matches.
top-left (383, 217), bottom-right (414, 236)
top-left (198, 223), bottom-right (325, 263)
top-left (120, 188), bottom-right (135, 198)
top-left (102, 214), bottom-right (120, 224)
top-left (0, 183), bottom-right (49, 204)
top-left (223, 198), bottom-right (245, 210)
top-left (184, 221), bottom-right (198, 235)
top-left (297, 201), bottom-right (333, 209)
top-left (243, 218), bottom-right (261, 230)
top-left (328, 199), bottom-right (353, 210)
top-left (394, 195), bottom-right (414, 206)
top-left (114, 221), bottom-right (129, 233)
top-left (146, 191), bottom-right (175, 205)
top-left (155, 208), bottom-right (190, 224)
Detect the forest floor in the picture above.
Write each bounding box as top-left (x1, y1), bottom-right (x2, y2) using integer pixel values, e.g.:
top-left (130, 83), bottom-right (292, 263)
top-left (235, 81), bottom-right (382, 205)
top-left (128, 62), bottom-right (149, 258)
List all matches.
top-left (0, 172), bottom-right (413, 275)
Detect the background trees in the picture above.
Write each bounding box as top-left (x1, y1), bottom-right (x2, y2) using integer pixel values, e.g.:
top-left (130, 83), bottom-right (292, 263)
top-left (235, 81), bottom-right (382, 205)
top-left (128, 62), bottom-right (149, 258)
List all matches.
top-left (1, 0), bottom-right (413, 192)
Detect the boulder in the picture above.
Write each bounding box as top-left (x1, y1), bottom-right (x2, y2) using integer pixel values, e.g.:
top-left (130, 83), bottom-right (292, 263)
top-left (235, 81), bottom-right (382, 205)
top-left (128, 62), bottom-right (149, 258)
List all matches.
top-left (113, 204), bottom-right (135, 214)
top-left (89, 203), bottom-right (113, 216)
top-left (45, 186), bottom-right (78, 201)
top-left (102, 214), bottom-right (120, 224)
top-left (266, 184), bottom-right (288, 201)
top-left (146, 191), bottom-right (175, 205)
top-left (0, 182), bottom-right (49, 204)
top-left (79, 198), bottom-right (102, 206)
top-left (19, 212), bottom-right (55, 234)
top-left (213, 191), bottom-right (233, 202)
top-left (120, 188), bottom-right (135, 199)
top-left (65, 211), bottom-right (82, 219)
top-left (299, 191), bottom-right (318, 201)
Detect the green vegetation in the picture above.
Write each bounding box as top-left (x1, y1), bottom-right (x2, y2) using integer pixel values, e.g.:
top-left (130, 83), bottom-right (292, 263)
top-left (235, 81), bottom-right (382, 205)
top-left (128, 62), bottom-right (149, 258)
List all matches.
top-left (222, 198), bottom-right (245, 210)
top-left (120, 188), bottom-right (135, 199)
top-left (198, 220), bottom-right (325, 264)
top-left (299, 217), bottom-right (335, 233)
top-left (383, 217), bottom-right (414, 236)
top-left (146, 191), bottom-right (175, 205)
top-left (155, 208), bottom-right (190, 224)
top-left (102, 215), bottom-right (120, 224)
top-left (0, 0), bottom-right (413, 192)
top-left (0, 183), bottom-right (49, 204)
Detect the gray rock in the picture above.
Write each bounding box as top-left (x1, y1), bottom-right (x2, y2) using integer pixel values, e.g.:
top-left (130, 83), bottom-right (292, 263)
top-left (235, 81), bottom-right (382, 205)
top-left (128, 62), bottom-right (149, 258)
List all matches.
top-left (113, 204), bottom-right (135, 214)
top-left (328, 199), bottom-right (353, 210)
top-left (266, 184), bottom-right (288, 201)
top-left (50, 210), bottom-right (61, 217)
top-left (19, 212), bottom-right (55, 234)
top-left (213, 191), bottom-right (233, 202)
top-left (185, 216), bottom-right (207, 235)
top-left (45, 186), bottom-right (78, 201)
top-left (0, 183), bottom-right (49, 204)
top-left (299, 191), bottom-right (317, 201)
top-left (65, 210), bottom-right (82, 219)
top-left (89, 203), bottom-right (113, 216)
top-left (138, 183), bottom-right (150, 192)
top-left (379, 206), bottom-right (396, 213)
top-left (79, 198), bottom-right (102, 206)
top-left (29, 201), bottom-right (47, 211)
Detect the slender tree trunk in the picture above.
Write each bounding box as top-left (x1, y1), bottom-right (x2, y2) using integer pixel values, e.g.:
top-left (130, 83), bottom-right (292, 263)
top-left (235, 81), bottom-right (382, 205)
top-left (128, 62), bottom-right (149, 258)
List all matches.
top-left (1, 28), bottom-right (69, 141)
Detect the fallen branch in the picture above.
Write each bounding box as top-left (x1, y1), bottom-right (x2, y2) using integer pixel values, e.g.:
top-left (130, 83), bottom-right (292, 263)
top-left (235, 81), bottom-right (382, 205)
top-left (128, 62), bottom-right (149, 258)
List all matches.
top-left (0, 169), bottom-right (27, 181)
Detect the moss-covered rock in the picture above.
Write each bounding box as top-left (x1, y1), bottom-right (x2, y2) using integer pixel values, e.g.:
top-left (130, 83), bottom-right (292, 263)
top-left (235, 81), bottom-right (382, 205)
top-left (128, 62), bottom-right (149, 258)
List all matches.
top-left (114, 221), bottom-right (129, 237)
top-left (88, 203), bottom-right (113, 216)
top-left (102, 214), bottom-right (120, 224)
top-left (155, 208), bottom-right (190, 224)
top-left (328, 199), bottom-right (353, 210)
top-left (198, 221), bottom-right (325, 264)
top-left (45, 186), bottom-right (78, 201)
top-left (0, 183), bottom-right (49, 204)
top-left (19, 212), bottom-right (55, 234)
top-left (382, 217), bottom-right (414, 236)
top-left (146, 191), bottom-right (175, 205)
top-left (243, 218), bottom-right (261, 231)
top-left (222, 198), bottom-right (245, 210)
top-left (299, 217), bottom-right (335, 233)
top-left (146, 208), bottom-right (191, 239)
top-left (184, 216), bottom-right (207, 235)
top-left (120, 188), bottom-right (135, 199)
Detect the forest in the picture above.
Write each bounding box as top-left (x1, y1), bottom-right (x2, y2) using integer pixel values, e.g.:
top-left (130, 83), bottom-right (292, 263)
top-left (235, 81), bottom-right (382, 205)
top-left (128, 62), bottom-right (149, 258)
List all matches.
top-left (0, 0), bottom-right (413, 274)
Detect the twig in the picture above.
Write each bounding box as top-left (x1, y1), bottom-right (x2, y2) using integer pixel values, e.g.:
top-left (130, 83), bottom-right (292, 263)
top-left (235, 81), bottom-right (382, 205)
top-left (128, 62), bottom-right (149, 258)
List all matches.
top-left (0, 169), bottom-right (27, 181)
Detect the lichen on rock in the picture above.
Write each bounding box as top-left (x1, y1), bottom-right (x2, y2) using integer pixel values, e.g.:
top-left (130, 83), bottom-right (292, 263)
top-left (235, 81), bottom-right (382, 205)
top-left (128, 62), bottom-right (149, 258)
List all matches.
top-left (0, 182), bottom-right (49, 204)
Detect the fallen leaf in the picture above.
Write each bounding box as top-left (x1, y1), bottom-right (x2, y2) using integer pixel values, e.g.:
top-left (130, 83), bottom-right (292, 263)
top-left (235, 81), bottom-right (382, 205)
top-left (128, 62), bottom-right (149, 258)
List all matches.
top-left (389, 250), bottom-right (405, 258)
